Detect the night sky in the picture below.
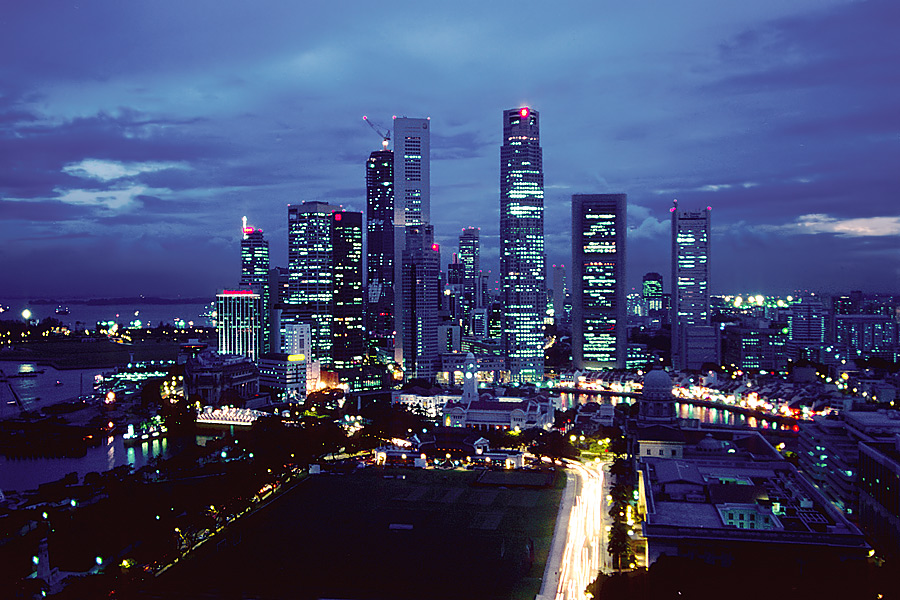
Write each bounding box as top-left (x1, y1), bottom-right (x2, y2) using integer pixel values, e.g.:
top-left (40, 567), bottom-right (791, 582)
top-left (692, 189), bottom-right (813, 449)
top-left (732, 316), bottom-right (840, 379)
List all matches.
top-left (2, 1), bottom-right (898, 299)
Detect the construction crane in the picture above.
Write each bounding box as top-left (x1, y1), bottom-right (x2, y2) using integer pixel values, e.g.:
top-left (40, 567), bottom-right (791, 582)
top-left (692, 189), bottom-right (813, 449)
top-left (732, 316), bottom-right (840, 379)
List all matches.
top-left (362, 115), bottom-right (391, 150)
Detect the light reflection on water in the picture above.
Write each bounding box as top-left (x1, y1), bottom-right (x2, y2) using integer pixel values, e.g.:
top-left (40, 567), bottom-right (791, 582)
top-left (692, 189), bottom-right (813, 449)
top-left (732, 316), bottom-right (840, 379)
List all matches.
top-left (0, 435), bottom-right (171, 492)
top-left (557, 393), bottom-right (787, 430)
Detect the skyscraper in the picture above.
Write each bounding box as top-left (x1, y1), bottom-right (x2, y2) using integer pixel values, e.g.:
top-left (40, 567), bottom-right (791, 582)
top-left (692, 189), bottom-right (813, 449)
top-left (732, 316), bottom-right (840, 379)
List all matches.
top-left (216, 289), bottom-right (261, 361)
top-left (500, 107), bottom-right (545, 383)
top-left (643, 273), bottom-right (664, 313)
top-left (331, 211), bottom-right (365, 373)
top-left (572, 194), bottom-right (627, 370)
top-left (365, 149), bottom-right (394, 348)
top-left (393, 117), bottom-right (431, 373)
top-left (288, 202), bottom-right (341, 369)
top-left (393, 117), bottom-right (431, 227)
top-left (551, 264), bottom-right (566, 324)
top-left (671, 201), bottom-right (714, 370)
top-left (240, 218), bottom-right (270, 353)
top-left (458, 227), bottom-right (481, 312)
top-left (401, 224), bottom-right (440, 379)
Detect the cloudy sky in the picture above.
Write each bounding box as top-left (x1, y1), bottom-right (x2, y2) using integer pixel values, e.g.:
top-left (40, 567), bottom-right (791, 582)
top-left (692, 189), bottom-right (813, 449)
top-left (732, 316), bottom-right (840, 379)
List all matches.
top-left (2, 0), bottom-right (898, 299)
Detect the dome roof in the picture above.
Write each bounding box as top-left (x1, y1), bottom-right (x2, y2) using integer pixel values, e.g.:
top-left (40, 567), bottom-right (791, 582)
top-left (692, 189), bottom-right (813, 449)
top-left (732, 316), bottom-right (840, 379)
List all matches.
top-left (697, 434), bottom-right (723, 452)
top-left (642, 369), bottom-right (673, 400)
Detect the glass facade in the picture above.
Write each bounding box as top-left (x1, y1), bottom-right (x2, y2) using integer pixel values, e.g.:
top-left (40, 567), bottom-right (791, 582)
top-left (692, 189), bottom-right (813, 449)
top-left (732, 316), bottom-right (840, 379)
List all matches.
top-left (216, 291), bottom-right (261, 361)
top-left (572, 194), bottom-right (626, 369)
top-left (500, 107), bottom-right (545, 383)
top-left (365, 149), bottom-right (394, 347)
top-left (671, 203), bottom-right (711, 370)
top-left (240, 223), bottom-right (270, 353)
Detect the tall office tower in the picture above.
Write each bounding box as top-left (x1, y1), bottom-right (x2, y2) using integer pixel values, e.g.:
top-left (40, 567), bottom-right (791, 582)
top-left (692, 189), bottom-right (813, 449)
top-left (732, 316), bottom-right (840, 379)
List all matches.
top-left (287, 201), bottom-right (341, 369)
top-left (393, 117), bottom-right (431, 368)
top-left (365, 149), bottom-right (394, 348)
top-left (643, 273), bottom-right (664, 313)
top-left (240, 218), bottom-right (270, 353)
top-left (331, 211), bottom-right (365, 372)
top-left (401, 225), bottom-right (440, 379)
top-left (459, 227), bottom-right (481, 311)
top-left (500, 107), bottom-right (545, 383)
top-left (671, 201), bottom-right (713, 370)
top-left (788, 295), bottom-right (827, 360)
top-left (216, 290), bottom-right (261, 361)
top-left (571, 194), bottom-right (627, 370)
top-left (551, 264), bottom-right (566, 324)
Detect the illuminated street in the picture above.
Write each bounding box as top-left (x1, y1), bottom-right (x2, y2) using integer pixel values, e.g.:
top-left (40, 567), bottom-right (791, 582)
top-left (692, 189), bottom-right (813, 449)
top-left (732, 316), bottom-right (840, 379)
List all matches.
top-left (539, 460), bottom-right (608, 600)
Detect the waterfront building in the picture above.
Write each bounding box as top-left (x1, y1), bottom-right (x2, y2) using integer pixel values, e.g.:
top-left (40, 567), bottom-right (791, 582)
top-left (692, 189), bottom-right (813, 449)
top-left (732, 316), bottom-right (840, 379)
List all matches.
top-left (671, 202), bottom-right (715, 370)
top-left (365, 148), bottom-right (395, 348)
top-left (216, 290), bottom-right (261, 361)
top-left (572, 194), bottom-right (627, 370)
top-left (500, 107), bottom-right (545, 383)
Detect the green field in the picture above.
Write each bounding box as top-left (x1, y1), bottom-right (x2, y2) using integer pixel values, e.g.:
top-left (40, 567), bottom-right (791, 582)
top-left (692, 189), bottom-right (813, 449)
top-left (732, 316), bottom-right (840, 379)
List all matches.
top-left (148, 467), bottom-right (563, 600)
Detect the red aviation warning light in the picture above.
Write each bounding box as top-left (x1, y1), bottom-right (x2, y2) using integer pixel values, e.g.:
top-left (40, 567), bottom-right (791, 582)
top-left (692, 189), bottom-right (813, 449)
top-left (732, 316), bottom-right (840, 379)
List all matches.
top-left (432, 243), bottom-right (439, 252)
top-left (520, 107), bottom-right (529, 118)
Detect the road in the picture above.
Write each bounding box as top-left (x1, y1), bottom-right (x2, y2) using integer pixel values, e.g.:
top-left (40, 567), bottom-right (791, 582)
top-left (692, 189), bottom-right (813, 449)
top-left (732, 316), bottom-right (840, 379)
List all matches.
top-left (538, 460), bottom-right (609, 600)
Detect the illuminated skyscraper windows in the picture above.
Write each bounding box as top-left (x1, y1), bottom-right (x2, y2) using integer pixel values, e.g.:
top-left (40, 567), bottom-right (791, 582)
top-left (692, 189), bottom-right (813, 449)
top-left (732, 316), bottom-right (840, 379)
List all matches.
top-left (500, 107), bottom-right (545, 383)
top-left (572, 194), bottom-right (627, 369)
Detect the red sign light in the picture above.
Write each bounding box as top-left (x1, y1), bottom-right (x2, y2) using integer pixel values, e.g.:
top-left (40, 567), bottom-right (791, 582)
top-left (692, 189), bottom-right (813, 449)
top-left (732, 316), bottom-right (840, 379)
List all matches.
top-left (334, 213), bottom-right (342, 221)
top-left (431, 243), bottom-right (439, 252)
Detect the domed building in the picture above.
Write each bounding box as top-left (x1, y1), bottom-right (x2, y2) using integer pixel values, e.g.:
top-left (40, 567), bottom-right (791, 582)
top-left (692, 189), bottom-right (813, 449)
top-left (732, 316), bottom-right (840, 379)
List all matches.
top-left (639, 368), bottom-right (676, 424)
top-left (635, 368), bottom-right (684, 459)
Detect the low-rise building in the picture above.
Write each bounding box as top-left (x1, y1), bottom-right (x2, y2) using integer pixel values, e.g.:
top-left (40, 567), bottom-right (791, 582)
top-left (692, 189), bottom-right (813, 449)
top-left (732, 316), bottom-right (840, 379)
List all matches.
top-left (257, 352), bottom-right (307, 402)
top-left (636, 430), bottom-right (869, 567)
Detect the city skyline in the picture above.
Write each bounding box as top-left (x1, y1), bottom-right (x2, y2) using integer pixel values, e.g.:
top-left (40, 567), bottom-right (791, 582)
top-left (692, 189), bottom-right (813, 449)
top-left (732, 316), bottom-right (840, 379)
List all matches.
top-left (2, 1), bottom-right (899, 299)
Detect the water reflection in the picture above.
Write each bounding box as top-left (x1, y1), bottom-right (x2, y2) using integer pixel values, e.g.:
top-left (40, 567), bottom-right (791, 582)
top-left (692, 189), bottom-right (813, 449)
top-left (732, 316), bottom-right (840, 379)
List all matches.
top-left (557, 393), bottom-right (788, 430)
top-left (0, 434), bottom-right (172, 492)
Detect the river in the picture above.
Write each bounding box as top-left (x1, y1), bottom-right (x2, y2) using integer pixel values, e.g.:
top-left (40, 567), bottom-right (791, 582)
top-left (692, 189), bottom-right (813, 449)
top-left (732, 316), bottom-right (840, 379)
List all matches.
top-left (0, 435), bottom-right (172, 492)
top-left (556, 392), bottom-right (790, 430)
top-left (0, 360), bottom-right (176, 492)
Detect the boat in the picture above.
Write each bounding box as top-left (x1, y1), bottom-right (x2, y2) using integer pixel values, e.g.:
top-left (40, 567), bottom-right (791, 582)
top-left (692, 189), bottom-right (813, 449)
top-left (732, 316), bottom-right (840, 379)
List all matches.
top-left (55, 306), bottom-right (70, 315)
